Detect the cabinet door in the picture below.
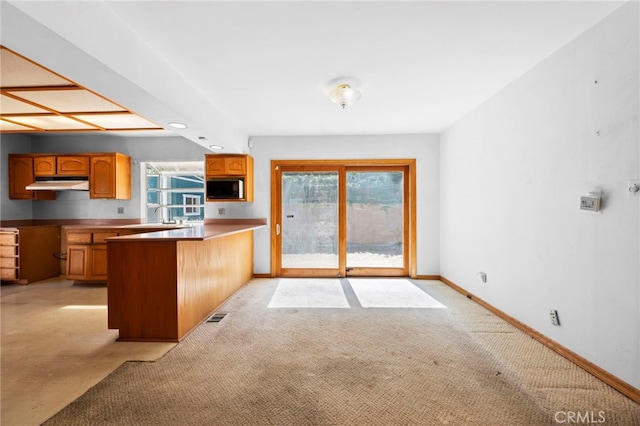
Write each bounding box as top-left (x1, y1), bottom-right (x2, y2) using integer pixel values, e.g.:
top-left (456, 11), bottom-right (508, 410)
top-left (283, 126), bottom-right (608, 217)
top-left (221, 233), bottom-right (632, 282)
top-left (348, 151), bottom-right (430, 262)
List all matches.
top-left (57, 156), bottom-right (90, 176)
top-left (8, 155), bottom-right (35, 199)
top-left (206, 156), bottom-right (226, 175)
top-left (88, 245), bottom-right (108, 280)
top-left (67, 245), bottom-right (88, 279)
top-left (90, 155), bottom-right (115, 198)
top-left (8, 155), bottom-right (56, 200)
top-left (225, 157), bottom-right (246, 175)
top-left (34, 156), bottom-right (57, 176)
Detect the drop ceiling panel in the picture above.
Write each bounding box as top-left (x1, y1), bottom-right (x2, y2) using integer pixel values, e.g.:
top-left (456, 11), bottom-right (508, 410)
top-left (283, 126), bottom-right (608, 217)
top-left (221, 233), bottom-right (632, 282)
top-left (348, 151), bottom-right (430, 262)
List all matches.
top-left (8, 89), bottom-right (126, 113)
top-left (9, 115), bottom-right (99, 130)
top-left (0, 48), bottom-right (71, 87)
top-left (0, 119), bottom-right (37, 132)
top-left (1, 94), bottom-right (49, 113)
top-left (71, 113), bottom-right (159, 129)
top-left (0, 45), bottom-right (163, 133)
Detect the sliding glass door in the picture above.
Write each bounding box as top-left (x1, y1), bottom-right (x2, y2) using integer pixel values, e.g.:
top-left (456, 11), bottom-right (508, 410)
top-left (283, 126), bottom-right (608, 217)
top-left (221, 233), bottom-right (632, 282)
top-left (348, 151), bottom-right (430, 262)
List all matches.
top-left (281, 170), bottom-right (339, 273)
top-left (346, 170), bottom-right (406, 275)
top-left (273, 161), bottom-right (413, 277)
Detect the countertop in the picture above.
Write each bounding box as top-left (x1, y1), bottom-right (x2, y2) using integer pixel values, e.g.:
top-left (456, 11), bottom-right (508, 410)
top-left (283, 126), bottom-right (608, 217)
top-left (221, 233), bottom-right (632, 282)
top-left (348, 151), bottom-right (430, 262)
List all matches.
top-left (105, 221), bottom-right (266, 242)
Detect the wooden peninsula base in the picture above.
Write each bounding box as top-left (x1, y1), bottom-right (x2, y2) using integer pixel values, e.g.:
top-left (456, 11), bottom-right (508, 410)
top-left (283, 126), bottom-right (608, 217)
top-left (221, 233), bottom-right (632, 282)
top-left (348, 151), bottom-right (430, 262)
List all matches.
top-left (107, 222), bottom-right (264, 342)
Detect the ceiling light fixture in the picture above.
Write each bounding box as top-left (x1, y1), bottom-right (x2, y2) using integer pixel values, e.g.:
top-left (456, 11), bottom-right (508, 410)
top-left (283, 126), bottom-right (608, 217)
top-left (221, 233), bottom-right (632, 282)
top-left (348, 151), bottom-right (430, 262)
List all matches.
top-left (167, 121), bottom-right (187, 129)
top-left (328, 83), bottom-right (361, 109)
top-left (209, 144), bottom-right (224, 150)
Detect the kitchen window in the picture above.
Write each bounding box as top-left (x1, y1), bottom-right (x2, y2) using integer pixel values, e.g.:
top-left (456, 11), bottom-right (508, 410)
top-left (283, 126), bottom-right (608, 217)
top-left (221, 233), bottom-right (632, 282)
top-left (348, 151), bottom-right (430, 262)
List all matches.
top-left (145, 162), bottom-right (205, 223)
top-left (183, 194), bottom-right (201, 216)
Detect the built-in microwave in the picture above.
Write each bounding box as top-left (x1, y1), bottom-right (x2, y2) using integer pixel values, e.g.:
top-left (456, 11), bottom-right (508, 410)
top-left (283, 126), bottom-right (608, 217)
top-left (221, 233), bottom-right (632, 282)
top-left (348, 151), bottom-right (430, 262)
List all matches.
top-left (206, 178), bottom-right (244, 200)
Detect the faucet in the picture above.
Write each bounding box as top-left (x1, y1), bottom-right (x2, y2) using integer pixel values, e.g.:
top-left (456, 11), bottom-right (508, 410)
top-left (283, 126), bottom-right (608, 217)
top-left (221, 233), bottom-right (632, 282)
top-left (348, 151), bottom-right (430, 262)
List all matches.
top-left (154, 205), bottom-right (174, 224)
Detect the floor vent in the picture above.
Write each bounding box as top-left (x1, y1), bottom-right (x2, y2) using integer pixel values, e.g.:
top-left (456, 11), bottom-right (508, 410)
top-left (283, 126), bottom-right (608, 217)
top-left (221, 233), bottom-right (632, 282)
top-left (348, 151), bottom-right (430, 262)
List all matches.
top-left (207, 312), bottom-right (228, 323)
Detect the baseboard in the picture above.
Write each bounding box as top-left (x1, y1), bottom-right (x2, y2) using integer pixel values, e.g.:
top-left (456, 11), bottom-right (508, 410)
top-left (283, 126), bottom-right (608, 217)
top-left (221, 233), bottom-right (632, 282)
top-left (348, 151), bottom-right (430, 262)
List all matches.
top-left (252, 273), bottom-right (272, 279)
top-left (439, 276), bottom-right (640, 404)
top-left (415, 275), bottom-right (441, 280)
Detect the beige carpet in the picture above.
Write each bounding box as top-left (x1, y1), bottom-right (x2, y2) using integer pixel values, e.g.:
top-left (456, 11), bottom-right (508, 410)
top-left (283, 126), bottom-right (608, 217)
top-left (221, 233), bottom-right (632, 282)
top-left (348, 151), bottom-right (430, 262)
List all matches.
top-left (44, 279), bottom-right (639, 425)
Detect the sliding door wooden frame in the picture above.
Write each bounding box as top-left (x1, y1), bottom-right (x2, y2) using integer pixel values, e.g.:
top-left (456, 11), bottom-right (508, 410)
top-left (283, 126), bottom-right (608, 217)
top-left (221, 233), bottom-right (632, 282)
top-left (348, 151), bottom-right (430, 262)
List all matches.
top-left (270, 159), bottom-right (417, 278)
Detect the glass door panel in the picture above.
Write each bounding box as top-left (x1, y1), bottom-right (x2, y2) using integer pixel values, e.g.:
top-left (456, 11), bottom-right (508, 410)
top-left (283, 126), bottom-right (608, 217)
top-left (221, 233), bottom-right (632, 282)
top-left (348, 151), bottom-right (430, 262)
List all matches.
top-left (346, 171), bottom-right (404, 270)
top-left (281, 172), bottom-right (339, 270)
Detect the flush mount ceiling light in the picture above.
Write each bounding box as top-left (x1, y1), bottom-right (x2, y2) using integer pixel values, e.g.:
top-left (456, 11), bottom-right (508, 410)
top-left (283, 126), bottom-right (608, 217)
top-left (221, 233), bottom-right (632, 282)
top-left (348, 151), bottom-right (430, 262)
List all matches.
top-left (328, 83), bottom-right (361, 109)
top-left (167, 121), bottom-right (187, 129)
top-left (209, 144), bottom-right (224, 150)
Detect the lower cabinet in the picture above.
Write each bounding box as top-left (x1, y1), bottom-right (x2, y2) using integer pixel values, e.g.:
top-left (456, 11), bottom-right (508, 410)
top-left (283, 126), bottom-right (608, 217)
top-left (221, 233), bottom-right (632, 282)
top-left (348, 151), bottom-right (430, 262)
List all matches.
top-left (67, 245), bottom-right (108, 281)
top-left (66, 230), bottom-right (115, 281)
top-left (0, 230), bottom-right (19, 281)
top-left (0, 226), bottom-right (61, 284)
top-left (65, 227), bottom-right (171, 281)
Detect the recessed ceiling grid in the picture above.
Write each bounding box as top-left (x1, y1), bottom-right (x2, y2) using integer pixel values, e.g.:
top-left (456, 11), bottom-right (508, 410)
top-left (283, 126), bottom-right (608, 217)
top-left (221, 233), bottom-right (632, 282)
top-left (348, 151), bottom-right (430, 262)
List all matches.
top-left (0, 46), bottom-right (163, 133)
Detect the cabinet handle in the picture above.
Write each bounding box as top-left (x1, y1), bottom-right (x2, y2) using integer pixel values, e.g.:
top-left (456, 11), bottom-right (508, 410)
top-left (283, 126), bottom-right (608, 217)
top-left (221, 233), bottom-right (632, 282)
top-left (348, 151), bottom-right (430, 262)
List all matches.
top-left (276, 224), bottom-right (280, 236)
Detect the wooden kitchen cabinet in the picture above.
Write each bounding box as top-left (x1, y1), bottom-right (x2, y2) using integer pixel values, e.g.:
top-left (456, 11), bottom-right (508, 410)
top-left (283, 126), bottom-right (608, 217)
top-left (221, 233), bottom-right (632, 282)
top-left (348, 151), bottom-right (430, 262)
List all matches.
top-left (33, 155), bottom-right (90, 176)
top-left (8, 155), bottom-right (56, 200)
top-left (33, 156), bottom-right (57, 176)
top-left (66, 230), bottom-right (115, 281)
top-left (205, 154), bottom-right (254, 202)
top-left (8, 152), bottom-right (130, 200)
top-left (206, 155), bottom-right (248, 176)
top-left (0, 230), bottom-right (19, 281)
top-left (57, 155), bottom-right (90, 175)
top-left (67, 244), bottom-right (108, 281)
top-left (0, 226), bottom-right (61, 284)
top-left (65, 227), bottom-right (167, 282)
top-left (90, 153), bottom-right (131, 199)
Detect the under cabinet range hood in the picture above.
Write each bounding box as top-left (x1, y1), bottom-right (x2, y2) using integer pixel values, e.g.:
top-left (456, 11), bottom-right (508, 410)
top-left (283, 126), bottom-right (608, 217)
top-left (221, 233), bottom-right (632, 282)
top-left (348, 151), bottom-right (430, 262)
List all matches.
top-left (25, 176), bottom-right (90, 191)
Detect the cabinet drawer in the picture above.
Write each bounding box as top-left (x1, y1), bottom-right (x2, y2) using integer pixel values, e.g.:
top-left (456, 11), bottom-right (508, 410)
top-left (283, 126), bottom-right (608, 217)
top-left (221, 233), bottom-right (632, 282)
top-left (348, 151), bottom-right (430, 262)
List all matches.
top-left (0, 232), bottom-right (18, 246)
top-left (0, 268), bottom-right (18, 280)
top-left (0, 246), bottom-right (18, 257)
top-left (93, 232), bottom-right (118, 243)
top-left (67, 233), bottom-right (92, 244)
top-left (0, 257), bottom-right (18, 268)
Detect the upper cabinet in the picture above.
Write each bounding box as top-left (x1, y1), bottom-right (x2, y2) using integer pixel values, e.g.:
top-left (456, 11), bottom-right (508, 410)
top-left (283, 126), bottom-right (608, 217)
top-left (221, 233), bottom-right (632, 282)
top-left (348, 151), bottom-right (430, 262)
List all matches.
top-left (33, 156), bottom-right (57, 176)
top-left (8, 153), bottom-right (131, 200)
top-left (57, 155), bottom-right (91, 176)
top-left (8, 155), bottom-right (56, 200)
top-left (205, 154), bottom-right (254, 202)
top-left (90, 153), bottom-right (131, 199)
top-left (34, 155), bottom-right (90, 176)
top-left (206, 155), bottom-right (247, 176)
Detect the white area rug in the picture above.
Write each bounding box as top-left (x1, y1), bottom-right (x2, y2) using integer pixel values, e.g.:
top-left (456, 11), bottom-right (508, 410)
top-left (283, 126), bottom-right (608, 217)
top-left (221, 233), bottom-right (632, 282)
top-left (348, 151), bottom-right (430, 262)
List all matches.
top-left (349, 278), bottom-right (447, 308)
top-left (267, 279), bottom-right (350, 308)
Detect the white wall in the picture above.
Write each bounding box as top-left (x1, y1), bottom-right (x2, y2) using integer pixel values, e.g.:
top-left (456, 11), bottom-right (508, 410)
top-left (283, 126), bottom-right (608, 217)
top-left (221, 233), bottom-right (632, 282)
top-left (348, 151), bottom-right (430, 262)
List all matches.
top-left (440, 2), bottom-right (639, 388)
top-left (213, 134), bottom-right (440, 276)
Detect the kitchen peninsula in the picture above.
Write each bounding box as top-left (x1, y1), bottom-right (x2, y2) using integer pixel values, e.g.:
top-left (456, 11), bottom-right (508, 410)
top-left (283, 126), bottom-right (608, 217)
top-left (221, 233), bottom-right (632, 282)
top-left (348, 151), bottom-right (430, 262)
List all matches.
top-left (106, 219), bottom-right (266, 342)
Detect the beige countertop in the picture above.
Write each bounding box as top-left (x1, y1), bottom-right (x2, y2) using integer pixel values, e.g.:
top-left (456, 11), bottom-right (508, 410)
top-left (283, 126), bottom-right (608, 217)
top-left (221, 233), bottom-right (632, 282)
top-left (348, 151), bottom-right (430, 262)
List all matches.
top-left (105, 221), bottom-right (266, 242)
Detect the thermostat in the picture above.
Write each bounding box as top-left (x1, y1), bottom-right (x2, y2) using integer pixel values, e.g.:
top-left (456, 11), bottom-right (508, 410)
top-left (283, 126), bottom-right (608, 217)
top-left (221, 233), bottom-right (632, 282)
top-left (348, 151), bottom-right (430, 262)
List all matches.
top-left (580, 193), bottom-right (601, 212)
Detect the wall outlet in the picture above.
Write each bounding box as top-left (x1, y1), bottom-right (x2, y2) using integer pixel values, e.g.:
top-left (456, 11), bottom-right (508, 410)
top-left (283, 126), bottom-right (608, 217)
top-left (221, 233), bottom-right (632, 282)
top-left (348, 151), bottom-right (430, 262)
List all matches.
top-left (218, 208), bottom-right (226, 215)
top-left (476, 272), bottom-right (487, 286)
top-left (580, 193), bottom-right (601, 212)
top-left (117, 207), bottom-right (124, 214)
top-left (549, 309), bottom-right (560, 326)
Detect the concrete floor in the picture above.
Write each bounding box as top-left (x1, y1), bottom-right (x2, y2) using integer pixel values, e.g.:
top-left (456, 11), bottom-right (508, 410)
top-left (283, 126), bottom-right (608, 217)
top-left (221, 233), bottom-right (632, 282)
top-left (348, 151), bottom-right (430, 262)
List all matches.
top-left (1, 277), bottom-right (175, 426)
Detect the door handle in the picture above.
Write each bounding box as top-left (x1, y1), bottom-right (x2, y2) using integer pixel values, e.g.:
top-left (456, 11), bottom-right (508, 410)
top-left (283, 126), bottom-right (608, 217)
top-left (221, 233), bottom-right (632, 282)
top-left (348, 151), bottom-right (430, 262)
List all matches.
top-left (276, 224), bottom-right (280, 236)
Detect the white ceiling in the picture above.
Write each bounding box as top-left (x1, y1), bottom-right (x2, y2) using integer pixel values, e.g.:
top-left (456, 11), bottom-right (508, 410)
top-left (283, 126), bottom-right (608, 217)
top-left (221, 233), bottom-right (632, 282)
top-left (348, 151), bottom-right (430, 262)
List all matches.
top-left (2, 1), bottom-right (625, 152)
